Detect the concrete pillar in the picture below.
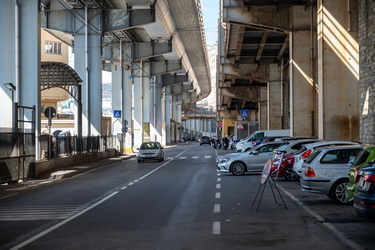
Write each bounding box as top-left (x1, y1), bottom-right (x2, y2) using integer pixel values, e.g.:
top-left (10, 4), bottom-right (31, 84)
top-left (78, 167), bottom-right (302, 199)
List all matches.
top-left (151, 76), bottom-right (163, 143)
top-left (258, 86), bottom-right (268, 130)
top-left (133, 61), bottom-right (151, 147)
top-left (317, 0), bottom-right (359, 140)
top-left (73, 8), bottom-right (102, 136)
top-left (111, 42), bottom-right (133, 153)
top-left (289, 5), bottom-right (318, 137)
top-left (162, 85), bottom-right (171, 145)
top-left (268, 64), bottom-right (282, 129)
top-left (0, 0), bottom-right (41, 158)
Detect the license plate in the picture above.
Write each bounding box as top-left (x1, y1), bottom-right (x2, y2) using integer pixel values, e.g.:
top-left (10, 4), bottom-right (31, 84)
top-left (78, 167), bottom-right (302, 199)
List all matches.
top-left (358, 177), bottom-right (365, 188)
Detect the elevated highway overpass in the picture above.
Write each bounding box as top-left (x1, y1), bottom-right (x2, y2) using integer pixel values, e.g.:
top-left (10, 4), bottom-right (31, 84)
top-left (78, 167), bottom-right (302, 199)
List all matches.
top-left (0, 0), bottom-right (211, 156)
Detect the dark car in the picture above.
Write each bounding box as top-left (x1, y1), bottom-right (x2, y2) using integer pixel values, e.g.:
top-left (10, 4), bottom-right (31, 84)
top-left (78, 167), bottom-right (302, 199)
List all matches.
top-left (137, 141), bottom-right (164, 163)
top-left (354, 164), bottom-right (375, 222)
top-left (200, 136), bottom-right (211, 146)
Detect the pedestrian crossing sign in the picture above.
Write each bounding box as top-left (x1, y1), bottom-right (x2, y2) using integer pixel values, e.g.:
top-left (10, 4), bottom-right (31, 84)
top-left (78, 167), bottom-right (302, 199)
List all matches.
top-left (114, 110), bottom-right (122, 118)
top-left (240, 109), bottom-right (249, 117)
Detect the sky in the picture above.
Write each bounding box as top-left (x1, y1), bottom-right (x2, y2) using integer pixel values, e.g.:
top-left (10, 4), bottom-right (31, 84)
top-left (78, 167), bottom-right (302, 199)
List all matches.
top-left (200, 0), bottom-right (220, 45)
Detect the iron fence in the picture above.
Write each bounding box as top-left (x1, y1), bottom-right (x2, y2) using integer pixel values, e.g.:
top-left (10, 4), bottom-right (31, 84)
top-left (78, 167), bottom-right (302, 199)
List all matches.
top-left (0, 133), bottom-right (117, 183)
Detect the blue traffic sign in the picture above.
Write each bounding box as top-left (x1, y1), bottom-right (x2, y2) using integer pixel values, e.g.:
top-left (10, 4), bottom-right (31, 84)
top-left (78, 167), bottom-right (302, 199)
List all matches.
top-left (113, 110), bottom-right (122, 118)
top-left (240, 109), bottom-right (249, 117)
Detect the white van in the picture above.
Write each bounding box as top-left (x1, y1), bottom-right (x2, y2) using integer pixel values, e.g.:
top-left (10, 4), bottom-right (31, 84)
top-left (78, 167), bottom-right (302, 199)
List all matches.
top-left (235, 130), bottom-right (291, 152)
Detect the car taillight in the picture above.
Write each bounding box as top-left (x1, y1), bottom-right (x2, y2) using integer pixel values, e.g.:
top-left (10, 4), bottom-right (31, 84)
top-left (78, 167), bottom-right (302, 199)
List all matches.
top-left (354, 168), bottom-right (361, 183)
top-left (301, 149), bottom-right (312, 159)
top-left (364, 173), bottom-right (375, 183)
top-left (304, 167), bottom-right (315, 177)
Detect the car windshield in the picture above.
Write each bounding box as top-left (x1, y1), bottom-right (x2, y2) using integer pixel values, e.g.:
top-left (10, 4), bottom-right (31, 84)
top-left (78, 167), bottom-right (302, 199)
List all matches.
top-left (352, 149), bottom-right (370, 167)
top-left (295, 146), bottom-right (308, 155)
top-left (306, 150), bottom-right (321, 163)
top-left (253, 143), bottom-right (282, 153)
top-left (140, 142), bottom-right (160, 150)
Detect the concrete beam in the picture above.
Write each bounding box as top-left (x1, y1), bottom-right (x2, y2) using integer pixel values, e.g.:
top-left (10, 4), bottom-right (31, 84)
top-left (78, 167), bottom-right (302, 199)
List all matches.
top-left (220, 86), bottom-right (258, 101)
top-left (133, 42), bottom-right (172, 60)
top-left (151, 61), bottom-right (182, 75)
top-left (170, 83), bottom-right (194, 95)
top-left (222, 1), bottom-right (290, 33)
top-left (162, 74), bottom-right (189, 87)
top-left (221, 64), bottom-right (267, 83)
top-left (41, 9), bottom-right (155, 34)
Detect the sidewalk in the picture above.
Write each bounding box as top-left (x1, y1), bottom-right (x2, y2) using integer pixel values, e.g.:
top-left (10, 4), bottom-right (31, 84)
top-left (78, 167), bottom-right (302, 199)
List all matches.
top-left (0, 153), bottom-right (136, 198)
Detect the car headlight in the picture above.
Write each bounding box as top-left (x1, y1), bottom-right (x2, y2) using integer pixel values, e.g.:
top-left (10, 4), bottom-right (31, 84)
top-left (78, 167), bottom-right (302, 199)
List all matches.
top-left (219, 158), bottom-right (230, 163)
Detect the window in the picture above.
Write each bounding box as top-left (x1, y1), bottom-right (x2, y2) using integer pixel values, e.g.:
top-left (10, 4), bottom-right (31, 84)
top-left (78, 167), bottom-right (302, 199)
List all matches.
top-left (45, 41), bottom-right (62, 54)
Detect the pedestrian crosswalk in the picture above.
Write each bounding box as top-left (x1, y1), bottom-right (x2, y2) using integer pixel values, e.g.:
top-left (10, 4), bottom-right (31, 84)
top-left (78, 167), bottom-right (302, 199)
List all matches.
top-left (0, 205), bottom-right (87, 221)
top-left (166, 156), bottom-right (212, 160)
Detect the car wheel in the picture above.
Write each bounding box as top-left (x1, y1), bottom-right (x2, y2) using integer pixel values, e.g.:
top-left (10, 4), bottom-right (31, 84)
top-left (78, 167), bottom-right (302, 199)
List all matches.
top-left (329, 179), bottom-right (349, 204)
top-left (283, 165), bottom-right (299, 181)
top-left (137, 160), bottom-right (142, 163)
top-left (231, 162), bottom-right (246, 176)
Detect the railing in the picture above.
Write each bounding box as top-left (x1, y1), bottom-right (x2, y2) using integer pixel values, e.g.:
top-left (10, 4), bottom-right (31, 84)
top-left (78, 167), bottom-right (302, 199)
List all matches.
top-left (0, 132), bottom-right (35, 183)
top-left (43, 134), bottom-right (117, 158)
top-left (0, 133), bottom-right (117, 183)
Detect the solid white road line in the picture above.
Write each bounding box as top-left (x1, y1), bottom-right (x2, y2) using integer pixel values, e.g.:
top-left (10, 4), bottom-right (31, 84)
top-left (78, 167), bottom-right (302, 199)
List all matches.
top-left (277, 184), bottom-right (364, 250)
top-left (11, 191), bottom-right (119, 250)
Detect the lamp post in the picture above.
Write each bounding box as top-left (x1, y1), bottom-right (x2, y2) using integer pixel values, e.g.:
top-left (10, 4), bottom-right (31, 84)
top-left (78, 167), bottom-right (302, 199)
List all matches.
top-left (4, 83), bottom-right (17, 131)
top-left (3, 82), bottom-right (16, 104)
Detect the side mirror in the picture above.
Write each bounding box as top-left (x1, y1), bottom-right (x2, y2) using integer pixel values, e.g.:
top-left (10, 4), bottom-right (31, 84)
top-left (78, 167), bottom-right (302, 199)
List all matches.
top-left (252, 151), bottom-right (259, 155)
top-left (136, 148), bottom-right (140, 150)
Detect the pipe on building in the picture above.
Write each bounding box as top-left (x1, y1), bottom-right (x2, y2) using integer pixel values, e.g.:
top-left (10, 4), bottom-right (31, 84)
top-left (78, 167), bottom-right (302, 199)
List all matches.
top-left (15, 1), bottom-right (19, 104)
top-left (311, 1), bottom-right (315, 137)
top-left (347, 0), bottom-right (351, 32)
top-left (85, 4), bottom-right (90, 135)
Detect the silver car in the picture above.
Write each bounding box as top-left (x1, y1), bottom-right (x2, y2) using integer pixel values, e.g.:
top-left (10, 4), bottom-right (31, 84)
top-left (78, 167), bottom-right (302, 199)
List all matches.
top-left (300, 145), bottom-right (362, 204)
top-left (293, 141), bottom-right (360, 177)
top-left (217, 142), bottom-right (285, 175)
top-left (137, 141), bottom-right (164, 163)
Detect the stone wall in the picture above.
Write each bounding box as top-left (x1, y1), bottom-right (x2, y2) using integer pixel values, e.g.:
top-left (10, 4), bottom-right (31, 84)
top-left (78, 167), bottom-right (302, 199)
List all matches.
top-left (359, 0), bottom-right (375, 144)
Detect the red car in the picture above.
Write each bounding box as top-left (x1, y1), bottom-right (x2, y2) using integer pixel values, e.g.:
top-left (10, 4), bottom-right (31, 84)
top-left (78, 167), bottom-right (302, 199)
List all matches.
top-left (270, 152), bottom-right (298, 181)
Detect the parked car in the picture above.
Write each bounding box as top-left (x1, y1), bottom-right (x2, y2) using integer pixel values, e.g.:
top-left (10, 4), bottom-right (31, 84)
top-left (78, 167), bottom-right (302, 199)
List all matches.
top-left (216, 141), bottom-right (285, 175)
top-left (353, 164), bottom-right (375, 221)
top-left (300, 145), bottom-right (362, 204)
top-left (347, 146), bottom-right (375, 202)
top-left (199, 136), bottom-right (211, 146)
top-left (293, 141), bottom-right (360, 177)
top-left (137, 141), bottom-right (164, 163)
top-left (270, 139), bottom-right (322, 181)
top-left (236, 136), bottom-right (289, 152)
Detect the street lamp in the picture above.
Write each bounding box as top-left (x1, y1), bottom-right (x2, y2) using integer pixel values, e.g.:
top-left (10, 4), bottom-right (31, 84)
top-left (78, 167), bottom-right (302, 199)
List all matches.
top-left (3, 83), bottom-right (16, 103)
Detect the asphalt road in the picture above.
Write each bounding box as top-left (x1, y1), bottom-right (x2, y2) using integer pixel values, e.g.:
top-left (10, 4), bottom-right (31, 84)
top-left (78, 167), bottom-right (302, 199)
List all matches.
top-left (0, 142), bottom-right (374, 249)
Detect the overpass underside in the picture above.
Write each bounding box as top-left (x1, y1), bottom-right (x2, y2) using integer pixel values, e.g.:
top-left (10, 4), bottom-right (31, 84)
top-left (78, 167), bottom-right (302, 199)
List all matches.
top-left (219, 0), bottom-right (359, 141)
top-left (0, 0), bottom-right (211, 156)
